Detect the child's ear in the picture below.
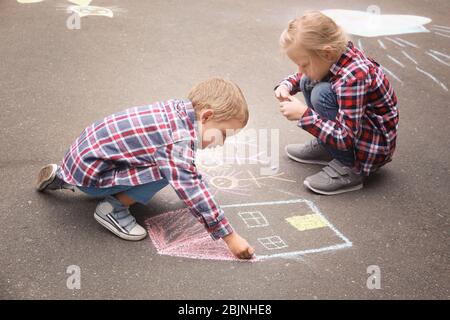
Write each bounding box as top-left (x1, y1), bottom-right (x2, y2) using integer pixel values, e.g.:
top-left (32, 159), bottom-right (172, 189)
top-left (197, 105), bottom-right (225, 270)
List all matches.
top-left (201, 109), bottom-right (214, 123)
top-left (322, 46), bottom-right (336, 61)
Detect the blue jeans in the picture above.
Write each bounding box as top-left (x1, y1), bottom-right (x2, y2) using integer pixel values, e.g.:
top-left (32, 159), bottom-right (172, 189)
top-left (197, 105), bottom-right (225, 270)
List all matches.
top-left (300, 76), bottom-right (355, 167)
top-left (78, 179), bottom-right (169, 204)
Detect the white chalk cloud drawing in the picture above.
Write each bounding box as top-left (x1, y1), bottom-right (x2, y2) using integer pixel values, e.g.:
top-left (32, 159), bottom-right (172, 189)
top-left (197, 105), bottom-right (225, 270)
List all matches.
top-left (17, 0), bottom-right (123, 19)
top-left (322, 9), bottom-right (449, 92)
top-left (322, 9), bottom-right (431, 37)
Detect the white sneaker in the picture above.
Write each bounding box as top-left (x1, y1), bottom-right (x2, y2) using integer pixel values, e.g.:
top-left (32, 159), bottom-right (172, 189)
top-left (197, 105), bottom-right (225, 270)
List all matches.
top-left (94, 196), bottom-right (147, 241)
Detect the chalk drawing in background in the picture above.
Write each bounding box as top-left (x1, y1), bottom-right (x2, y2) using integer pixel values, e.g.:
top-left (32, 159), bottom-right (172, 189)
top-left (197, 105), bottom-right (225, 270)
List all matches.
top-left (286, 214), bottom-right (328, 232)
top-left (17, 0), bottom-right (44, 3)
top-left (17, 0), bottom-right (124, 19)
top-left (322, 9), bottom-right (449, 92)
top-left (200, 166), bottom-right (296, 197)
top-left (66, 0), bottom-right (114, 18)
top-left (145, 208), bottom-right (242, 262)
top-left (258, 236), bottom-right (289, 250)
top-left (145, 199), bottom-right (353, 262)
top-left (238, 211), bottom-right (269, 228)
top-left (322, 8), bottom-right (431, 37)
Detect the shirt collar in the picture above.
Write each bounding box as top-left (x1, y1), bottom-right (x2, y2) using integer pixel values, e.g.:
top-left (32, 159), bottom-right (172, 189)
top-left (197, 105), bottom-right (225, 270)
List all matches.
top-left (330, 41), bottom-right (355, 76)
top-left (182, 99), bottom-right (200, 150)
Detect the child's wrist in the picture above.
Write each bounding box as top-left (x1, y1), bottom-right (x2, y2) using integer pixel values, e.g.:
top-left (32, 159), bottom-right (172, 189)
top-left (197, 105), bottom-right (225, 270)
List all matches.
top-left (222, 231), bottom-right (236, 243)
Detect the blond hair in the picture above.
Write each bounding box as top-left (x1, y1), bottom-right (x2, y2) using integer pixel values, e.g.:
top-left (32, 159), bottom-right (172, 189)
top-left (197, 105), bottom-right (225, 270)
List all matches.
top-left (188, 78), bottom-right (249, 125)
top-left (280, 11), bottom-right (348, 60)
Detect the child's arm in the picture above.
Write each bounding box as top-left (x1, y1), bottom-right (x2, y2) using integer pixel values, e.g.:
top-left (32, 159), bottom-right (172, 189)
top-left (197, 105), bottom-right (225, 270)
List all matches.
top-left (155, 142), bottom-right (254, 259)
top-left (274, 73), bottom-right (303, 98)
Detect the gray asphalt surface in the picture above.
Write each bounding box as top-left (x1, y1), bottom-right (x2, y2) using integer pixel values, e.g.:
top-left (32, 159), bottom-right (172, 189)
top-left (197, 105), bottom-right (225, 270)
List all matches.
top-left (1, 0), bottom-right (449, 299)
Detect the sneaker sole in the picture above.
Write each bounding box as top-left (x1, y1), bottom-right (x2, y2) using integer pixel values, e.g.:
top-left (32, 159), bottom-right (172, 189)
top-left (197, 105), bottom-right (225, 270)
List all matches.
top-left (36, 164), bottom-right (58, 191)
top-left (303, 180), bottom-right (363, 195)
top-left (94, 212), bottom-right (147, 241)
top-left (285, 146), bottom-right (330, 166)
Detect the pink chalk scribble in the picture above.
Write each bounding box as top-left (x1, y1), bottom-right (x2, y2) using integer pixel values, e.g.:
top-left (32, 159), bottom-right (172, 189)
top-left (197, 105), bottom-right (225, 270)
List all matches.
top-left (145, 208), bottom-right (253, 262)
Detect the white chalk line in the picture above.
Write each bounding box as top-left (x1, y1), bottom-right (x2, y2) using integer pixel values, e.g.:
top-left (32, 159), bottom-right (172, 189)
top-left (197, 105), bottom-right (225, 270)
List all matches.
top-left (426, 51), bottom-right (450, 67)
top-left (256, 242), bottom-right (353, 261)
top-left (430, 50), bottom-right (450, 59)
top-left (385, 37), bottom-right (406, 48)
top-left (303, 199), bottom-right (352, 245)
top-left (221, 198), bottom-right (307, 208)
top-left (394, 37), bottom-right (419, 48)
top-left (431, 27), bottom-right (450, 34)
top-left (387, 55), bottom-right (405, 68)
top-left (432, 25), bottom-right (450, 30)
top-left (246, 169), bottom-right (261, 188)
top-left (382, 66), bottom-right (403, 84)
top-left (401, 50), bottom-right (418, 64)
top-left (416, 66), bottom-right (449, 91)
top-left (238, 172), bottom-right (296, 184)
top-left (377, 39), bottom-right (386, 50)
top-left (434, 32), bottom-right (450, 38)
top-left (223, 198), bottom-right (353, 260)
top-left (358, 38), bottom-right (364, 51)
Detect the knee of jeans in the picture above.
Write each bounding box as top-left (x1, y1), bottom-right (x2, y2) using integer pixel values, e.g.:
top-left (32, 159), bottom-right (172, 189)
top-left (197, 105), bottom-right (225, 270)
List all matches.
top-left (310, 83), bottom-right (336, 114)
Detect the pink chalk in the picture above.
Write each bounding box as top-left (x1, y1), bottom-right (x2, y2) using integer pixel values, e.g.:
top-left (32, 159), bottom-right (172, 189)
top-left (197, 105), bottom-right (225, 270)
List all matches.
top-left (145, 208), bottom-right (252, 261)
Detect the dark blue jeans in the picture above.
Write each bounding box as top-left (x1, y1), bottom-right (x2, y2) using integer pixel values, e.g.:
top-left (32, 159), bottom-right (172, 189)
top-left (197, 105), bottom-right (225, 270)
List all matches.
top-left (78, 179), bottom-right (169, 205)
top-left (300, 76), bottom-right (355, 167)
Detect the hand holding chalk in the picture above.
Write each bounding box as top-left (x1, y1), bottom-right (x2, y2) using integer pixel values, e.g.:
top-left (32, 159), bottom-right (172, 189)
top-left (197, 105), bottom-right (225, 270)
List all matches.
top-left (279, 95), bottom-right (308, 121)
top-left (223, 232), bottom-right (255, 260)
top-left (274, 85), bottom-right (292, 102)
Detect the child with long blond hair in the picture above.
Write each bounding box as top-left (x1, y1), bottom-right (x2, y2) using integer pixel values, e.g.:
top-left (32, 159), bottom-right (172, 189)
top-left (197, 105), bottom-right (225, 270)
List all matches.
top-left (275, 11), bottom-right (399, 195)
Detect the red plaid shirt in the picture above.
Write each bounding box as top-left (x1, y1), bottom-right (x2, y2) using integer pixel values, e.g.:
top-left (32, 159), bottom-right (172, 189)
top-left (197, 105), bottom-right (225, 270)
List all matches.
top-left (56, 99), bottom-right (232, 240)
top-left (278, 41), bottom-right (399, 175)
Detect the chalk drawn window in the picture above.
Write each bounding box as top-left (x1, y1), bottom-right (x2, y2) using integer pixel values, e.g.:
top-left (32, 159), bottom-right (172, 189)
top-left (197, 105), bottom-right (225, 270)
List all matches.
top-left (238, 211), bottom-right (269, 228)
top-left (258, 236), bottom-right (288, 250)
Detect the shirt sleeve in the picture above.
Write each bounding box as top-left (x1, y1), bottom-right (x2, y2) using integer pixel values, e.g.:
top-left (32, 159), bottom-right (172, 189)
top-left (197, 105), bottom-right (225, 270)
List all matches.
top-left (156, 141), bottom-right (233, 240)
top-left (298, 78), bottom-right (368, 151)
top-left (274, 73), bottom-right (303, 95)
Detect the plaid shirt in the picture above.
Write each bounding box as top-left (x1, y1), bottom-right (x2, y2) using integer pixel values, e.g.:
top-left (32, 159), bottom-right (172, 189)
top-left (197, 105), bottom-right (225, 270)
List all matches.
top-left (278, 41), bottom-right (399, 175)
top-left (56, 99), bottom-right (233, 240)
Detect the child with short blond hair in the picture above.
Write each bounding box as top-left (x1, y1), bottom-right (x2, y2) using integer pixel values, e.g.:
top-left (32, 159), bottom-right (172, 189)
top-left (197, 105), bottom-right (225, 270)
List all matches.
top-left (275, 11), bottom-right (399, 195)
top-left (36, 78), bottom-right (254, 259)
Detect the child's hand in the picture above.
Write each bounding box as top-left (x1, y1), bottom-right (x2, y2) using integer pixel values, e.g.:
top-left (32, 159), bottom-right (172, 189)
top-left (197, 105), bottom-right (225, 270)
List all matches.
top-left (279, 95), bottom-right (308, 121)
top-left (223, 232), bottom-right (255, 259)
top-left (274, 85), bottom-right (291, 102)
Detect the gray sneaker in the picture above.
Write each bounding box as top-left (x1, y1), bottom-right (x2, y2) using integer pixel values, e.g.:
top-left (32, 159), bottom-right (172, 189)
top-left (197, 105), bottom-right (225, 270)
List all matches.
top-left (285, 139), bottom-right (333, 165)
top-left (303, 159), bottom-right (363, 195)
top-left (94, 195), bottom-right (147, 241)
top-left (36, 164), bottom-right (75, 192)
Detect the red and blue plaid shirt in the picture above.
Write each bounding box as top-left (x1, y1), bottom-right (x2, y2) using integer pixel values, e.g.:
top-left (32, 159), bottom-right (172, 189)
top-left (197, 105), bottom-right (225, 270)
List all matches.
top-left (56, 99), bottom-right (232, 240)
top-left (278, 41), bottom-right (399, 175)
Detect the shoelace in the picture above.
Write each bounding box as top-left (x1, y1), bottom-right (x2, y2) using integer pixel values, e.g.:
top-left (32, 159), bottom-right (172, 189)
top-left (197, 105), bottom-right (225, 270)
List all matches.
top-left (111, 208), bottom-right (136, 231)
top-left (105, 196), bottom-right (137, 231)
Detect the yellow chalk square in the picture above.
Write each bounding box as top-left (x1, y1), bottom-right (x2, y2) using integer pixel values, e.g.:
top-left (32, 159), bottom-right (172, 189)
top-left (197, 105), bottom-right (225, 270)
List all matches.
top-left (286, 214), bottom-right (328, 231)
